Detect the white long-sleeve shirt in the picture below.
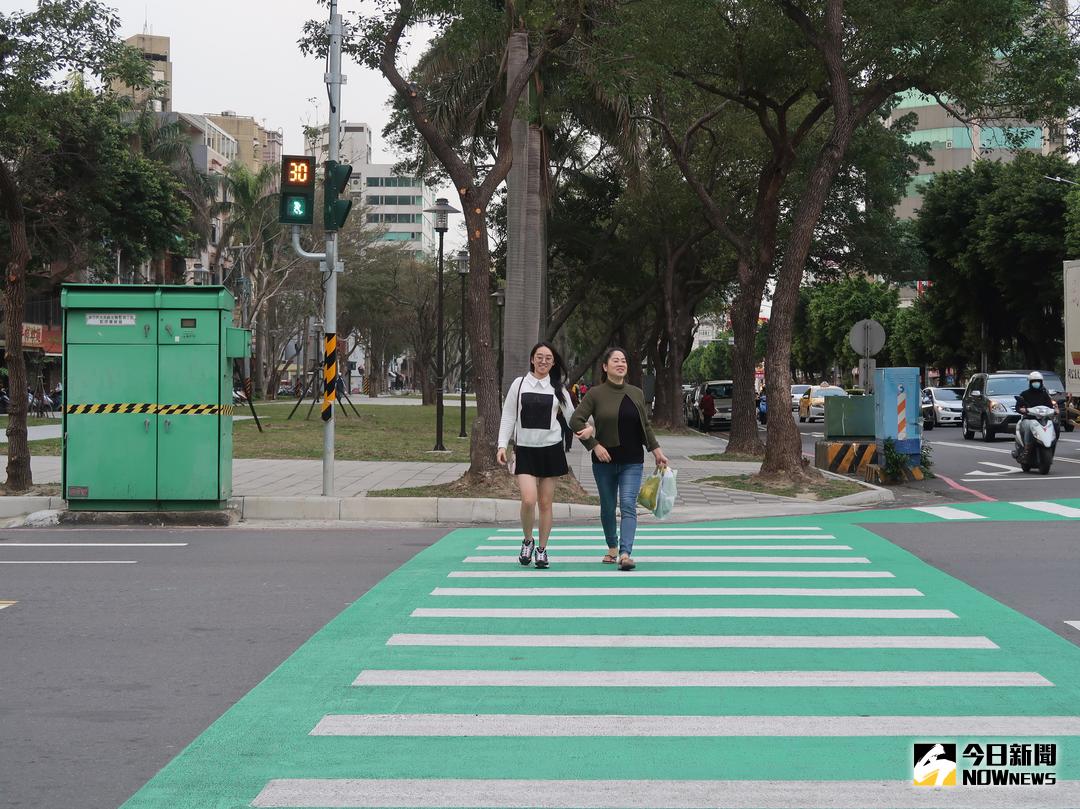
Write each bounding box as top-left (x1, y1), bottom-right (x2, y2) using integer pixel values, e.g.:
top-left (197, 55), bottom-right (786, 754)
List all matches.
top-left (498, 373), bottom-right (575, 449)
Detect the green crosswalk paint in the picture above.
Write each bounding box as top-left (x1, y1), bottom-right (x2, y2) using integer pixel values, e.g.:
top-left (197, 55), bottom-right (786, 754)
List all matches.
top-left (121, 508), bottom-right (1080, 808)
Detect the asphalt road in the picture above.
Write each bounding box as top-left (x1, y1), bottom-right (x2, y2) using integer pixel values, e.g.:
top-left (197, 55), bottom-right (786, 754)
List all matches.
top-left (0, 526), bottom-right (448, 809)
top-left (711, 411), bottom-right (1080, 503)
top-left (871, 520), bottom-right (1080, 646)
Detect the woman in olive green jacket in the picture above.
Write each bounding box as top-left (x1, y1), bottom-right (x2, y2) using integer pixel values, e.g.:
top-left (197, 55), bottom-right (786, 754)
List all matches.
top-left (570, 347), bottom-right (668, 570)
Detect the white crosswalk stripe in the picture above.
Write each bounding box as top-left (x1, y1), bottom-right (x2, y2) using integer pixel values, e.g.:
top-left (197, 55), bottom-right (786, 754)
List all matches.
top-left (494, 527), bottom-right (827, 533)
top-left (430, 586), bottom-right (923, 598)
top-left (485, 534), bottom-right (838, 540)
top-left (448, 570), bottom-right (896, 579)
top-left (912, 506), bottom-right (986, 520)
top-left (386, 633), bottom-right (997, 649)
top-left (310, 713), bottom-right (1080, 737)
top-left (1012, 501), bottom-right (1080, 518)
top-left (464, 555), bottom-right (872, 564)
top-left (252, 778), bottom-right (1080, 808)
top-left (478, 544), bottom-right (853, 550)
top-left (410, 607), bottom-right (957, 619)
top-left (352, 669), bottom-right (1051, 687)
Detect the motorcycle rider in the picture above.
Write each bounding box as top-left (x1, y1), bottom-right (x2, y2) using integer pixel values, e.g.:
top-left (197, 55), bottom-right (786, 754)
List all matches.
top-left (1015, 371), bottom-right (1058, 459)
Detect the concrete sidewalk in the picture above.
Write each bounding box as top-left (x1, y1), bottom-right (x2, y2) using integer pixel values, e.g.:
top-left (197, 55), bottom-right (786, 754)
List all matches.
top-left (17, 428), bottom-right (889, 524)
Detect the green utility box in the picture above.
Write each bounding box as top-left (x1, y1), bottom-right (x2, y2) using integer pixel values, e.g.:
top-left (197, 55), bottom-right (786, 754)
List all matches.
top-left (61, 285), bottom-right (251, 511)
top-left (824, 395), bottom-right (876, 440)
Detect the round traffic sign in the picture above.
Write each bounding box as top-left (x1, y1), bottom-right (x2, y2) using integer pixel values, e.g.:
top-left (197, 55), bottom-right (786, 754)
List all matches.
top-left (849, 318), bottom-right (886, 357)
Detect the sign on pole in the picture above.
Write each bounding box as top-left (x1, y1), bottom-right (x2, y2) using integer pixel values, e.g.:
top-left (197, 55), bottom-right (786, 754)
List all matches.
top-left (1064, 260), bottom-right (1080, 396)
top-left (849, 319), bottom-right (886, 393)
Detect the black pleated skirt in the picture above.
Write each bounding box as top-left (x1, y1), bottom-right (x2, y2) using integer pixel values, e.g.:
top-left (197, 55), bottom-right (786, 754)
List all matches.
top-left (513, 442), bottom-right (568, 478)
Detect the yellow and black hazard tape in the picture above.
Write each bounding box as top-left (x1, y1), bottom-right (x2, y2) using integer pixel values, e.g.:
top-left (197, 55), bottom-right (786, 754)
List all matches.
top-left (322, 331), bottom-right (337, 423)
top-left (66, 404), bottom-right (235, 416)
top-left (814, 441), bottom-right (878, 475)
top-left (65, 403), bottom-right (156, 415)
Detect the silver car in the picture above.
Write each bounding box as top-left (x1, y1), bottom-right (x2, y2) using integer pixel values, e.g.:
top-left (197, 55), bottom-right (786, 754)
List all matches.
top-left (921, 387), bottom-right (964, 429)
top-left (962, 373), bottom-right (1025, 441)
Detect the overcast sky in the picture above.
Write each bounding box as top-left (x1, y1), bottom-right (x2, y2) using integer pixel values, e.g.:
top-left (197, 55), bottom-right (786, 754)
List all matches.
top-left (1, 0), bottom-right (429, 161)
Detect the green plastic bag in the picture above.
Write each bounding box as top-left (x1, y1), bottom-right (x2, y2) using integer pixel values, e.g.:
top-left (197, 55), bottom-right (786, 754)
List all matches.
top-left (637, 468), bottom-right (662, 511)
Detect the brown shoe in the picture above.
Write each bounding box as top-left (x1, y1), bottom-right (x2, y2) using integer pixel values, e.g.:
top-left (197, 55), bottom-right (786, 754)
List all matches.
top-left (602, 549), bottom-right (618, 564)
top-left (618, 553), bottom-right (636, 571)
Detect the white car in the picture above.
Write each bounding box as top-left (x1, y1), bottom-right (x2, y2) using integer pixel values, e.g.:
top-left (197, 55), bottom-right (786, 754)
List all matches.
top-left (790, 384), bottom-right (811, 412)
top-left (921, 387), bottom-right (964, 429)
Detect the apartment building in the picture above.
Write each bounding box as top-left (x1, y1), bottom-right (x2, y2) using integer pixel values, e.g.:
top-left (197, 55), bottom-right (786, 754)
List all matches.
top-left (110, 32), bottom-right (172, 112)
top-left (208, 111), bottom-right (283, 187)
top-left (307, 121), bottom-right (437, 257)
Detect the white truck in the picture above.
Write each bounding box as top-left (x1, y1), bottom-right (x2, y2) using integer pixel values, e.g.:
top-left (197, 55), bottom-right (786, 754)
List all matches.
top-left (1063, 260), bottom-right (1080, 418)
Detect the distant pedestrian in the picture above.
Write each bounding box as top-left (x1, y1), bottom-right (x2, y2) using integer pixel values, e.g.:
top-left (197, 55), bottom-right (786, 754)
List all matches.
top-left (570, 347), bottom-right (669, 571)
top-left (700, 390), bottom-right (716, 432)
top-left (497, 341), bottom-right (576, 569)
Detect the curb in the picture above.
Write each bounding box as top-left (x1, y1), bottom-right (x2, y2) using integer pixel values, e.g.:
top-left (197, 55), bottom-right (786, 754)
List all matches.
top-left (817, 468), bottom-right (895, 506)
top-left (234, 496), bottom-right (603, 524)
top-left (0, 497), bottom-right (63, 518)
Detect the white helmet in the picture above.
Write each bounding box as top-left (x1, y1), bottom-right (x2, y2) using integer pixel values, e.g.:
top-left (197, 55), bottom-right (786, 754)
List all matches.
top-left (1028, 371), bottom-right (1044, 383)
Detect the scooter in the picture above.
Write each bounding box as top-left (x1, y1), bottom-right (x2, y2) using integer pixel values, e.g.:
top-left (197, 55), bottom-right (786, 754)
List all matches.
top-left (1012, 405), bottom-right (1057, 475)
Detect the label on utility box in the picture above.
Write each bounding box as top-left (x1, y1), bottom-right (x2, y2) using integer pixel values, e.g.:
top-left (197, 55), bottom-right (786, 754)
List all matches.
top-left (67, 486), bottom-right (89, 498)
top-left (86, 313), bottom-right (136, 326)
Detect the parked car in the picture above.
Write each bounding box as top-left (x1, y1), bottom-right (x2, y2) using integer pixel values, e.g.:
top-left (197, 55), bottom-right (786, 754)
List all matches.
top-left (921, 386), bottom-right (964, 429)
top-left (961, 373), bottom-right (1027, 441)
top-left (798, 384), bottom-right (848, 422)
top-left (996, 370), bottom-right (1072, 432)
top-left (790, 384), bottom-right (811, 412)
top-left (688, 380), bottom-right (734, 430)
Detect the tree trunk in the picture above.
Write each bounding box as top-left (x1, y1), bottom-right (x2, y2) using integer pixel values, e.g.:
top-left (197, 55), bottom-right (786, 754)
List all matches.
top-left (761, 120), bottom-right (856, 478)
top-left (727, 277), bottom-right (766, 456)
top-left (3, 215), bottom-right (32, 491)
top-left (503, 33), bottom-right (545, 392)
top-left (651, 248), bottom-right (699, 429)
top-left (462, 207), bottom-right (501, 478)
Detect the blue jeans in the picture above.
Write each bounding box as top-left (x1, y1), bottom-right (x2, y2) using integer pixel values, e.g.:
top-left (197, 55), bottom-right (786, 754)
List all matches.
top-left (592, 462), bottom-right (644, 556)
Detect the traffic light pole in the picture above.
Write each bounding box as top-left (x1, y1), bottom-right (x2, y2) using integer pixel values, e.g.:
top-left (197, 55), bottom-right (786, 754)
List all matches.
top-left (321, 0), bottom-right (344, 498)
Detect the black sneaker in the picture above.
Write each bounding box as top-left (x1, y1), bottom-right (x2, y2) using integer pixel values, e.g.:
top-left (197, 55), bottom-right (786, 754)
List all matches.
top-left (518, 537), bottom-right (535, 566)
top-left (534, 546), bottom-right (549, 569)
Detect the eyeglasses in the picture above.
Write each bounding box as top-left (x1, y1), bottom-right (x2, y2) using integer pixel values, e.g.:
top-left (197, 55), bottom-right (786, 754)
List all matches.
top-left (534, 356), bottom-right (554, 364)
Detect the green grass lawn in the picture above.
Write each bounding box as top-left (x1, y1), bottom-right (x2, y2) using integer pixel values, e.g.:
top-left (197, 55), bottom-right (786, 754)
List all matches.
top-left (234, 403), bottom-right (476, 462)
top-left (689, 452), bottom-right (764, 463)
top-left (22, 405), bottom-right (481, 462)
top-left (698, 473), bottom-right (865, 501)
top-left (0, 416), bottom-right (61, 427)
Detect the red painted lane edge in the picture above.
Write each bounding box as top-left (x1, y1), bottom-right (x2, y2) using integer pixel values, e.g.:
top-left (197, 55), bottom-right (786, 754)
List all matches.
top-left (936, 473), bottom-right (997, 503)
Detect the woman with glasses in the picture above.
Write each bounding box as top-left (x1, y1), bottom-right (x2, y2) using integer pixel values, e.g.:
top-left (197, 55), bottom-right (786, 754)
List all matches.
top-left (497, 341), bottom-right (576, 569)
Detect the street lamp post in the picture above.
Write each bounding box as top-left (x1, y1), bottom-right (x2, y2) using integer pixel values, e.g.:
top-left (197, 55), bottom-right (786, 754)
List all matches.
top-left (491, 288), bottom-right (506, 393)
top-left (423, 197), bottom-right (461, 452)
top-left (455, 249), bottom-right (469, 438)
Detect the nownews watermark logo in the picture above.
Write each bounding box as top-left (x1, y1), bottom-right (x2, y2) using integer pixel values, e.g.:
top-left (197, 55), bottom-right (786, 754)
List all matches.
top-left (913, 741), bottom-right (1057, 787)
top-left (914, 744), bottom-right (956, 787)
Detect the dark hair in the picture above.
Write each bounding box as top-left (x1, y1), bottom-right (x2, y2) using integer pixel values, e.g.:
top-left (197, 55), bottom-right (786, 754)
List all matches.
top-left (600, 346), bottom-right (628, 383)
top-left (529, 341), bottom-right (568, 403)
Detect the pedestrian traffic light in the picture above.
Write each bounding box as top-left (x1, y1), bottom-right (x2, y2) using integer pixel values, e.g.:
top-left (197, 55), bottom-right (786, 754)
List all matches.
top-left (279, 155), bottom-right (315, 225)
top-left (324, 160), bottom-right (353, 231)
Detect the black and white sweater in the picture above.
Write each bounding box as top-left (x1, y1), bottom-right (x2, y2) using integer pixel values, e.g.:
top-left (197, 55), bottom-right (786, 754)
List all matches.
top-left (497, 374), bottom-right (575, 449)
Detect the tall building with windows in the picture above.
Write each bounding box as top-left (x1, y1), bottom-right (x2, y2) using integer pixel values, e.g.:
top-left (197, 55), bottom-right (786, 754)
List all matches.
top-left (891, 91), bottom-right (1061, 219)
top-left (308, 121), bottom-right (436, 257)
top-left (111, 32), bottom-right (172, 112)
top-left (889, 91), bottom-right (1062, 305)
